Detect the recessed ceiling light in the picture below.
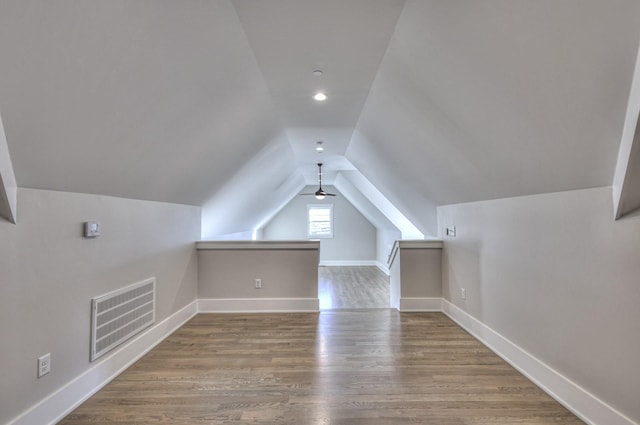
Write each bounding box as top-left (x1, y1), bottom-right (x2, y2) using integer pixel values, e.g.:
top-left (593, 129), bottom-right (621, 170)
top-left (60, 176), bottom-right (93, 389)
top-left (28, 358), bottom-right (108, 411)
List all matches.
top-left (313, 70), bottom-right (323, 77)
top-left (313, 92), bottom-right (327, 101)
top-left (315, 141), bottom-right (324, 153)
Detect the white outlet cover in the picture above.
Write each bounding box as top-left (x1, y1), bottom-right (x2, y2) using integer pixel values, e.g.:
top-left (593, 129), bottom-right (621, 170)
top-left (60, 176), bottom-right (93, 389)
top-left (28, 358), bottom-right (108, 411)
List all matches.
top-left (38, 353), bottom-right (51, 378)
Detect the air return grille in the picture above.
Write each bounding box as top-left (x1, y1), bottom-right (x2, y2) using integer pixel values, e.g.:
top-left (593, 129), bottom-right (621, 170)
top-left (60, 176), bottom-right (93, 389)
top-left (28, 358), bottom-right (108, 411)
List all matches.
top-left (90, 278), bottom-right (155, 362)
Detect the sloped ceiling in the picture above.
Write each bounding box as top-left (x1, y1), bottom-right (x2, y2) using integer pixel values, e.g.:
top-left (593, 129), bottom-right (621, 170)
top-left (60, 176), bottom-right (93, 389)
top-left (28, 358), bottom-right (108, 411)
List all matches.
top-left (352, 0), bottom-right (640, 207)
top-left (0, 0), bottom-right (292, 207)
top-left (231, 0), bottom-right (405, 184)
top-left (1, 1), bottom-right (640, 237)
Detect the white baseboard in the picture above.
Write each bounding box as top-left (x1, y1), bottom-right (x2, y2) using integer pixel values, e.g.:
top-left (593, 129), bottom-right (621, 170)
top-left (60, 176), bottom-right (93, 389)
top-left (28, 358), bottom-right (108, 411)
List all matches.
top-left (319, 260), bottom-right (377, 267)
top-left (399, 297), bottom-right (442, 311)
top-left (375, 261), bottom-right (390, 275)
top-left (10, 300), bottom-right (198, 425)
top-left (441, 300), bottom-right (637, 425)
top-left (198, 297), bottom-right (319, 313)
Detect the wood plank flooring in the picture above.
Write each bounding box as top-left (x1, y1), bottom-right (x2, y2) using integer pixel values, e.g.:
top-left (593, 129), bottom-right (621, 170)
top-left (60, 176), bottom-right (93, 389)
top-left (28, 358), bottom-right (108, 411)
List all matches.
top-left (59, 310), bottom-right (583, 424)
top-left (318, 266), bottom-right (389, 310)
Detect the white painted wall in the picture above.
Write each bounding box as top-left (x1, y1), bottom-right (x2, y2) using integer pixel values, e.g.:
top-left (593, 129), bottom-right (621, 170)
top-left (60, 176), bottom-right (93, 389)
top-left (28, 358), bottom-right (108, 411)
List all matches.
top-left (399, 248), bottom-right (442, 299)
top-left (200, 134), bottom-right (304, 239)
top-left (0, 188), bottom-right (200, 425)
top-left (389, 246), bottom-right (401, 310)
top-left (197, 242), bottom-right (319, 311)
top-left (376, 228), bottom-right (401, 272)
top-left (438, 186), bottom-right (640, 423)
top-left (335, 171), bottom-right (422, 239)
top-left (346, 130), bottom-right (438, 237)
top-left (262, 186), bottom-right (377, 264)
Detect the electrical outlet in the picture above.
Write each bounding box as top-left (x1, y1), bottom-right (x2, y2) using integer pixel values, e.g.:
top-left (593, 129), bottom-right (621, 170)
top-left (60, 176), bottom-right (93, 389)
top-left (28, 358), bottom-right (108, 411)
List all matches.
top-left (255, 278), bottom-right (262, 289)
top-left (460, 288), bottom-right (466, 300)
top-left (446, 226), bottom-right (456, 237)
top-left (38, 353), bottom-right (51, 378)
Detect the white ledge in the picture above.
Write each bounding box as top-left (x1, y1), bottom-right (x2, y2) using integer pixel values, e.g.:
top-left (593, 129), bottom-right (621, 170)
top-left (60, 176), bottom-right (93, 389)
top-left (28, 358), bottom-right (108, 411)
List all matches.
top-left (398, 240), bottom-right (443, 249)
top-left (196, 240), bottom-right (320, 250)
top-left (0, 113), bottom-right (17, 224)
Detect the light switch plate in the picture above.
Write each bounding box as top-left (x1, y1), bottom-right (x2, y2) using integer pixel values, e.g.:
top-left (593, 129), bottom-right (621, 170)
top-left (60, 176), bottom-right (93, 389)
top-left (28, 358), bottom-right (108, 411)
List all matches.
top-left (84, 221), bottom-right (100, 238)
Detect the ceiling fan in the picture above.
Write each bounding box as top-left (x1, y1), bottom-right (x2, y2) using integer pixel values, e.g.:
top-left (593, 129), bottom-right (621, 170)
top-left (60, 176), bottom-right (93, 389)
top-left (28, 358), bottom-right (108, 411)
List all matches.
top-left (300, 163), bottom-right (336, 200)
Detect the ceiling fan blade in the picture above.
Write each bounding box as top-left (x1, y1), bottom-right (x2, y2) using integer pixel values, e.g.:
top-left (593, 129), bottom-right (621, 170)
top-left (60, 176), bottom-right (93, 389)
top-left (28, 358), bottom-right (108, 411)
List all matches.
top-left (317, 189), bottom-right (336, 197)
top-left (298, 162), bottom-right (339, 197)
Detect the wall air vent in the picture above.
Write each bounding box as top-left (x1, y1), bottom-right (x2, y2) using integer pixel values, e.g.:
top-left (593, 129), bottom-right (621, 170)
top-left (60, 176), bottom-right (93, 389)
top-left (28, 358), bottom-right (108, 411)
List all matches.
top-left (90, 278), bottom-right (155, 362)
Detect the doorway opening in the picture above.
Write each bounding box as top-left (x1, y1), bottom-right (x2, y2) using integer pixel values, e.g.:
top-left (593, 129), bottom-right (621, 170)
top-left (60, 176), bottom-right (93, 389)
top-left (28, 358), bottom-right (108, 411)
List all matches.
top-left (318, 266), bottom-right (389, 310)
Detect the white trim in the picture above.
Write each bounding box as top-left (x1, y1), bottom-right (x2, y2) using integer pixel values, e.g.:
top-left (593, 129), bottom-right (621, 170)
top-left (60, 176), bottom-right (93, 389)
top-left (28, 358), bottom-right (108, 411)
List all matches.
top-left (196, 240), bottom-right (320, 250)
top-left (613, 44), bottom-right (640, 219)
top-left (398, 240), bottom-right (443, 249)
top-left (399, 297), bottom-right (442, 312)
top-left (441, 300), bottom-right (638, 425)
top-left (9, 300), bottom-right (198, 425)
top-left (319, 260), bottom-right (378, 267)
top-left (198, 298), bottom-right (319, 313)
top-left (0, 113), bottom-right (18, 224)
top-left (14, 297), bottom-right (634, 425)
top-left (375, 261), bottom-right (390, 275)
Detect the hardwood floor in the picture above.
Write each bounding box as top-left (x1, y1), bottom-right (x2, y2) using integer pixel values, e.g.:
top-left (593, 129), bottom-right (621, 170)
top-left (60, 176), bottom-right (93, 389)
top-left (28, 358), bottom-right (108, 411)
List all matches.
top-left (318, 266), bottom-right (389, 310)
top-left (59, 310), bottom-right (583, 424)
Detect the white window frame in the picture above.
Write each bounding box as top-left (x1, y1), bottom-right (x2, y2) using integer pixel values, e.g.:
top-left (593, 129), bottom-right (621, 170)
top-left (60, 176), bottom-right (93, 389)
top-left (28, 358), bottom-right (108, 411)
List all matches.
top-left (307, 204), bottom-right (333, 239)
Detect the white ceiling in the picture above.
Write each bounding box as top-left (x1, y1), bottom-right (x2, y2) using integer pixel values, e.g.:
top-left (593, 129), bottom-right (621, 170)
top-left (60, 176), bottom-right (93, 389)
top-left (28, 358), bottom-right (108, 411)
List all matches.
top-left (1, 0), bottom-right (640, 237)
top-left (0, 0), bottom-right (290, 206)
top-left (232, 0), bottom-right (404, 182)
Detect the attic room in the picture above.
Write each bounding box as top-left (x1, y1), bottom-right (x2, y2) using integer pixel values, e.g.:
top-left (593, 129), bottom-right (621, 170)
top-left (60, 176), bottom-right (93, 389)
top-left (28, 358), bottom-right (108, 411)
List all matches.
top-left (1, 1), bottom-right (640, 424)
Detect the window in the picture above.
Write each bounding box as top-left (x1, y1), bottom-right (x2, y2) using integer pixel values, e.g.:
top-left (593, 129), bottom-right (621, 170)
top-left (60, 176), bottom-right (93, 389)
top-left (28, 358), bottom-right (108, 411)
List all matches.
top-left (307, 204), bottom-right (333, 238)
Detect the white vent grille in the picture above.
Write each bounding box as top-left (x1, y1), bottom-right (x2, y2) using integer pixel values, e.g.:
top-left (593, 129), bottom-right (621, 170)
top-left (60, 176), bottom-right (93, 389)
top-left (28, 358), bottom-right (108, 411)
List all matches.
top-left (90, 278), bottom-right (155, 362)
